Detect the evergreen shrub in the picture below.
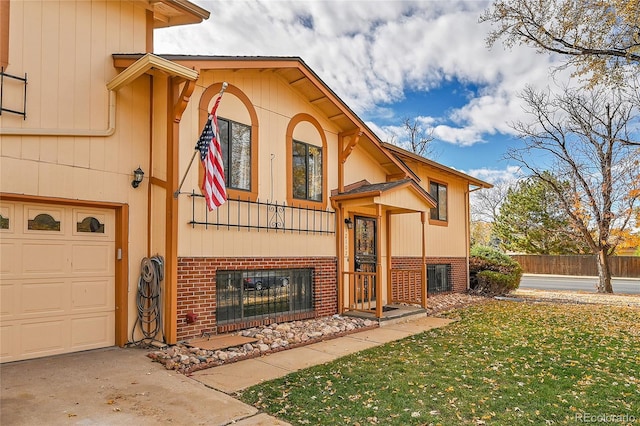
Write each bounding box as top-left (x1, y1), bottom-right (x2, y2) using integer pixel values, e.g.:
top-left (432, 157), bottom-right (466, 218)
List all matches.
top-left (469, 246), bottom-right (522, 296)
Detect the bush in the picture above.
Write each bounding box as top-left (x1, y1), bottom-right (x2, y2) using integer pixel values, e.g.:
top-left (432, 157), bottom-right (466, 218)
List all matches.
top-left (469, 246), bottom-right (522, 296)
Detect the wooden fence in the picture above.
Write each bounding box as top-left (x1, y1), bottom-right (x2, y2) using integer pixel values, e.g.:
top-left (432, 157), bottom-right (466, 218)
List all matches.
top-left (510, 255), bottom-right (640, 278)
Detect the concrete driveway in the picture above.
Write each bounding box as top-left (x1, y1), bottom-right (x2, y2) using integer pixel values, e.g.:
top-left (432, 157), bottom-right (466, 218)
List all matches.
top-left (0, 347), bottom-right (285, 426)
top-left (0, 315), bottom-right (457, 426)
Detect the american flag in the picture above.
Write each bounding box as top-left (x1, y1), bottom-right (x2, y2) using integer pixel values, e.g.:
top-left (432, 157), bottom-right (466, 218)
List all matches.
top-left (196, 96), bottom-right (227, 210)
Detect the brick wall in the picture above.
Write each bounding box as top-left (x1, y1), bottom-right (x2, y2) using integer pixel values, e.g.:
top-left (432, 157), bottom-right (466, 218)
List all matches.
top-left (391, 256), bottom-right (468, 295)
top-left (176, 256), bottom-right (337, 341)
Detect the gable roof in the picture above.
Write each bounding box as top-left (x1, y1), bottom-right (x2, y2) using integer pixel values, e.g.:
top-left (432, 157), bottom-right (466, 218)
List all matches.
top-left (331, 178), bottom-right (437, 213)
top-left (381, 142), bottom-right (493, 189)
top-left (112, 54), bottom-right (412, 178)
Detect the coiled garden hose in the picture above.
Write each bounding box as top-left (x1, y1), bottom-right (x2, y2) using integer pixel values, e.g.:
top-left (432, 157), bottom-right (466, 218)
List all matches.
top-left (128, 256), bottom-right (165, 346)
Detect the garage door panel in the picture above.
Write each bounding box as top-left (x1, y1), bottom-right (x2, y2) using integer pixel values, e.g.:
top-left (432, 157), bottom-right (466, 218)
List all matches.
top-left (0, 241), bottom-right (19, 276)
top-left (22, 242), bottom-right (69, 274)
top-left (21, 280), bottom-right (69, 317)
top-left (72, 278), bottom-right (114, 311)
top-left (71, 243), bottom-right (113, 274)
top-left (21, 318), bottom-right (69, 356)
top-left (1, 281), bottom-right (18, 318)
top-left (0, 324), bottom-right (17, 360)
top-left (71, 313), bottom-right (115, 348)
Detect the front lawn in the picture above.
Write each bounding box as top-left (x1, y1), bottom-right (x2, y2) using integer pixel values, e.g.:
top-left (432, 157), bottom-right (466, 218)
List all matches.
top-left (239, 301), bottom-right (639, 425)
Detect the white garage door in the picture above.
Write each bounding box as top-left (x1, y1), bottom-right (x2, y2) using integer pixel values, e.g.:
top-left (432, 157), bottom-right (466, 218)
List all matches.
top-left (0, 202), bottom-right (115, 363)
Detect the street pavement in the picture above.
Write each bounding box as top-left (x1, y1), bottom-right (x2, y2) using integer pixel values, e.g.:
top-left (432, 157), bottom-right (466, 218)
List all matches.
top-left (520, 274), bottom-right (639, 294)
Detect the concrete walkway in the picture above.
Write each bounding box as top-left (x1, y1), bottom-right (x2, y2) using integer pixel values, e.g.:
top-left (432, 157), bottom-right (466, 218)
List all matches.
top-left (0, 315), bottom-right (453, 426)
top-left (190, 316), bottom-right (453, 394)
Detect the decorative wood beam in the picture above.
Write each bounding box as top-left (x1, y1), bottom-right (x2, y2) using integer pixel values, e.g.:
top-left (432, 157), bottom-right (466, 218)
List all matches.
top-left (340, 130), bottom-right (362, 164)
top-left (172, 79), bottom-right (196, 123)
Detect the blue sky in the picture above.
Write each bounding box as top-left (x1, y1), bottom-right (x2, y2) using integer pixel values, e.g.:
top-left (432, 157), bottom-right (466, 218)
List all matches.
top-left (155, 0), bottom-right (570, 185)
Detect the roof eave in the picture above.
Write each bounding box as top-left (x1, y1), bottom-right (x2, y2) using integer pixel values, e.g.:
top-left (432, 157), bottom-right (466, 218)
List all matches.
top-left (149, 0), bottom-right (210, 28)
top-left (381, 142), bottom-right (493, 189)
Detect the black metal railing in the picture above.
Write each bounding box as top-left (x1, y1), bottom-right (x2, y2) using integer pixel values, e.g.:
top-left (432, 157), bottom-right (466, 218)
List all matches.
top-left (1, 68), bottom-right (28, 119)
top-left (188, 192), bottom-right (335, 234)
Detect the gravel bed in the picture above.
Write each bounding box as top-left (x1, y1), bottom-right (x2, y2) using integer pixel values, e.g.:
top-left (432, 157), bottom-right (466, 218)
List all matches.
top-left (148, 316), bottom-right (378, 374)
top-left (147, 293), bottom-right (489, 374)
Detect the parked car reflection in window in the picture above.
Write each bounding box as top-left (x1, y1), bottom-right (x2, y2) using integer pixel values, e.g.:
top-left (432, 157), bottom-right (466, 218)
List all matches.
top-left (241, 272), bottom-right (290, 291)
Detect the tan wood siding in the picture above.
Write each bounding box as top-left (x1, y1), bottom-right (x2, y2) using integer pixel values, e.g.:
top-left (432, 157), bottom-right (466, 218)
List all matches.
top-left (391, 172), bottom-right (469, 257)
top-left (177, 70), bottom-right (355, 258)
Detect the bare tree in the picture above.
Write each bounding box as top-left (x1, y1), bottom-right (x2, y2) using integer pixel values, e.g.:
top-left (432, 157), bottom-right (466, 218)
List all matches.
top-left (470, 181), bottom-right (513, 247)
top-left (480, 0), bottom-right (640, 87)
top-left (508, 85), bottom-right (640, 293)
top-left (387, 117), bottom-right (436, 158)
top-left (471, 181), bottom-right (513, 223)
top-left (403, 117), bottom-right (435, 157)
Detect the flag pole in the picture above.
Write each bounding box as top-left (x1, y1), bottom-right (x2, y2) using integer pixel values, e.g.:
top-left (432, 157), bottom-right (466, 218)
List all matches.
top-left (174, 82), bottom-right (228, 198)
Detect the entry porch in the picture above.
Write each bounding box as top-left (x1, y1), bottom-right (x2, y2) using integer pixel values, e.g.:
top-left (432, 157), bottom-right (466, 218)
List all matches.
top-left (332, 179), bottom-right (437, 319)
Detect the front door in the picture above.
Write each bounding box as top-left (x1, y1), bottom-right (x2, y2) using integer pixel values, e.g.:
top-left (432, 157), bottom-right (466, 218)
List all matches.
top-left (354, 216), bottom-right (377, 305)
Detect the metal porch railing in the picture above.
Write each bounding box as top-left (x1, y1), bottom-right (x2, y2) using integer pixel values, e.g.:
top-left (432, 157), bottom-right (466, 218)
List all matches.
top-left (188, 192), bottom-right (335, 234)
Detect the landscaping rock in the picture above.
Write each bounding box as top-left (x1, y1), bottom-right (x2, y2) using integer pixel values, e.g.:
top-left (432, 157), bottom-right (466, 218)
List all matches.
top-left (147, 293), bottom-right (488, 374)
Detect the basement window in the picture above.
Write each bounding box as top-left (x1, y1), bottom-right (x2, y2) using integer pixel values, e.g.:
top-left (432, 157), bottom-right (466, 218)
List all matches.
top-left (427, 264), bottom-right (452, 294)
top-left (216, 269), bottom-right (313, 324)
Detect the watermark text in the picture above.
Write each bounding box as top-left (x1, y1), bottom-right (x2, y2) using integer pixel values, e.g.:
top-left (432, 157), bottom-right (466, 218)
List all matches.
top-left (575, 412), bottom-right (637, 423)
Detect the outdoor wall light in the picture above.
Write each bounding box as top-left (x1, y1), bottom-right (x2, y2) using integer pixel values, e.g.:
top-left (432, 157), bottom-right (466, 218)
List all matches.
top-left (344, 218), bottom-right (353, 229)
top-left (131, 167), bottom-right (144, 188)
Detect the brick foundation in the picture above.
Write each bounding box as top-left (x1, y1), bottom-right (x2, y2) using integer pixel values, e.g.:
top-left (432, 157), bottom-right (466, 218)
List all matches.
top-left (176, 257), bottom-right (338, 341)
top-left (391, 256), bottom-right (468, 295)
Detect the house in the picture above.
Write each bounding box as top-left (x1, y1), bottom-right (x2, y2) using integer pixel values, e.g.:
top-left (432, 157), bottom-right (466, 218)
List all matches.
top-left (0, 0), bottom-right (491, 363)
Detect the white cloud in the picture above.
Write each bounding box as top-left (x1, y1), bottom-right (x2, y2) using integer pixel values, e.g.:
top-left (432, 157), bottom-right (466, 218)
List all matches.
top-left (463, 165), bottom-right (523, 185)
top-left (155, 0), bottom-right (576, 170)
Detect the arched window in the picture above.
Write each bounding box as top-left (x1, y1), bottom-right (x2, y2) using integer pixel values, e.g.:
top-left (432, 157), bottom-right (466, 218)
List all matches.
top-left (286, 114), bottom-right (327, 209)
top-left (198, 83), bottom-right (259, 201)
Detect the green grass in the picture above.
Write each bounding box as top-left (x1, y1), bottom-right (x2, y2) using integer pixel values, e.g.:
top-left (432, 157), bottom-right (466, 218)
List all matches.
top-left (239, 301), bottom-right (640, 425)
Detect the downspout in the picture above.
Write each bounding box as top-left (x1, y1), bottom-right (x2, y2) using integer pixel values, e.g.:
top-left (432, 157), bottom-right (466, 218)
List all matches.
top-left (0, 90), bottom-right (116, 137)
top-left (421, 211), bottom-right (427, 308)
top-left (386, 211), bottom-right (392, 306)
top-left (0, 54), bottom-right (197, 138)
top-left (465, 186), bottom-right (483, 290)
